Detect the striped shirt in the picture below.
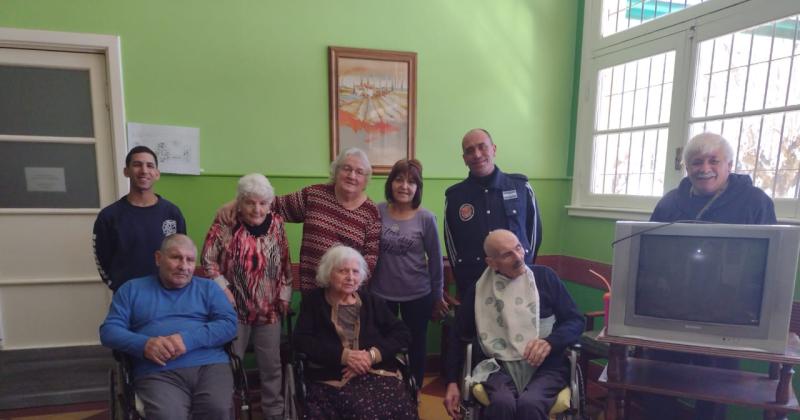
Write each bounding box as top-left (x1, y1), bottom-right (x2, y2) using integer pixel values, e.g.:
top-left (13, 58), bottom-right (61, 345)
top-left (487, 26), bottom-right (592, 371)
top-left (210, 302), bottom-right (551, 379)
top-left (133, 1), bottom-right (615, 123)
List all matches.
top-left (275, 183), bottom-right (381, 291)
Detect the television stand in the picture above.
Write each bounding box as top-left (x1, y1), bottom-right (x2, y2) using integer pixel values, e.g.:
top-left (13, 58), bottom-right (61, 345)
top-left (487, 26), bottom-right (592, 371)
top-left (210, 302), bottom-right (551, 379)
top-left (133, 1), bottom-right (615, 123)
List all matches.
top-left (596, 329), bottom-right (800, 420)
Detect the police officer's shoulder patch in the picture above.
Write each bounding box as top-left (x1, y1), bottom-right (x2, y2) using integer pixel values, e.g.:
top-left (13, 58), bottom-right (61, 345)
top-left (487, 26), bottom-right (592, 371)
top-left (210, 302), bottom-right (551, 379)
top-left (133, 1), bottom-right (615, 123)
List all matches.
top-left (459, 203), bottom-right (475, 221)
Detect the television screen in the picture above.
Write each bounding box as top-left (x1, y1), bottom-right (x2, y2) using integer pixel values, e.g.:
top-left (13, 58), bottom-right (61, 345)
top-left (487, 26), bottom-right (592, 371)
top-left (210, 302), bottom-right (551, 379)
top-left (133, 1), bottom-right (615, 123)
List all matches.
top-left (634, 234), bottom-right (768, 326)
top-left (609, 222), bottom-right (800, 354)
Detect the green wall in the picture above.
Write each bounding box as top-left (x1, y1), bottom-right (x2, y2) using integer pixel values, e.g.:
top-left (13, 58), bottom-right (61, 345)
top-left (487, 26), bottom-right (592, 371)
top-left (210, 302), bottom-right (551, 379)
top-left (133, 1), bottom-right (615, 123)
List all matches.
top-left (0, 0), bottom-right (579, 179)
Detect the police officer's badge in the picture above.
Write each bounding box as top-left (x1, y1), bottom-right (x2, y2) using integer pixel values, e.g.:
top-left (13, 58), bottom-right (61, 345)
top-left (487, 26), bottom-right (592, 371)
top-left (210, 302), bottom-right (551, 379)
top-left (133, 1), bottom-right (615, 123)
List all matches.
top-left (162, 219), bottom-right (178, 236)
top-left (459, 203), bottom-right (475, 222)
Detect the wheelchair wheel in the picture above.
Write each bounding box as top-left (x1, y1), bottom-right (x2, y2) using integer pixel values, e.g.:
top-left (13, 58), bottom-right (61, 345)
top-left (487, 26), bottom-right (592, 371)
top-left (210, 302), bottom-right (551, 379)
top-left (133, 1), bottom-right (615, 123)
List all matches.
top-left (575, 362), bottom-right (586, 420)
top-left (560, 362), bottom-right (587, 420)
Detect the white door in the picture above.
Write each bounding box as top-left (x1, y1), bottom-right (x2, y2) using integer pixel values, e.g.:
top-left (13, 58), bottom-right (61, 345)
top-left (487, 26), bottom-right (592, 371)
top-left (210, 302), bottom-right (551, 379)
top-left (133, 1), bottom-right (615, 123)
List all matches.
top-left (0, 48), bottom-right (117, 349)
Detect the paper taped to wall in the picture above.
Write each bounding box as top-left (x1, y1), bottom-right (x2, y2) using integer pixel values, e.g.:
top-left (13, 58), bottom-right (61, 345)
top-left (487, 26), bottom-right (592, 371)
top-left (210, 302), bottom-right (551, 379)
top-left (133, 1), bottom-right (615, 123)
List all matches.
top-left (127, 122), bottom-right (200, 175)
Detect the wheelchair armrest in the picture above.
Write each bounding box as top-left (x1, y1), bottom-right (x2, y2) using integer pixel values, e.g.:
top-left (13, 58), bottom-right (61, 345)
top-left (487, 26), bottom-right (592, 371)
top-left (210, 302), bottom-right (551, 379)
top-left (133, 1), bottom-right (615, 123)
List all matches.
top-left (111, 349), bottom-right (138, 416)
top-left (111, 350), bottom-right (134, 378)
top-left (565, 343), bottom-right (581, 373)
top-left (392, 348), bottom-right (419, 405)
top-left (224, 341), bottom-right (236, 358)
top-left (395, 347), bottom-right (411, 366)
top-left (223, 340), bottom-right (252, 415)
top-left (461, 343), bottom-right (474, 401)
top-left (293, 352), bottom-right (308, 402)
top-left (584, 310), bottom-right (604, 332)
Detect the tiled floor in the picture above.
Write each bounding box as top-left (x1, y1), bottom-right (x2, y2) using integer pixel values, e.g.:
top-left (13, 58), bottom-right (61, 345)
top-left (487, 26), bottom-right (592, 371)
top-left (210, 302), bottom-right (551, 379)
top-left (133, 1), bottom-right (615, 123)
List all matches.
top-left (0, 374), bottom-right (451, 420)
top-left (418, 375), bottom-right (449, 420)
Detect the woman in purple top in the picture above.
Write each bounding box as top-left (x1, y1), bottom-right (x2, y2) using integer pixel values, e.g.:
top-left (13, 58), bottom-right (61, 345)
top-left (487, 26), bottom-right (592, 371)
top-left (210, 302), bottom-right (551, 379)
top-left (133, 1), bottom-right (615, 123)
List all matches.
top-left (371, 159), bottom-right (448, 386)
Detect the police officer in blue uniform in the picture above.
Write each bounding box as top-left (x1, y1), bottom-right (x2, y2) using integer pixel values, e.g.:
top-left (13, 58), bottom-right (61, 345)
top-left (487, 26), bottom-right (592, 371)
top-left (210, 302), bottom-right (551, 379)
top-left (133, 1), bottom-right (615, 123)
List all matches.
top-left (444, 128), bottom-right (542, 296)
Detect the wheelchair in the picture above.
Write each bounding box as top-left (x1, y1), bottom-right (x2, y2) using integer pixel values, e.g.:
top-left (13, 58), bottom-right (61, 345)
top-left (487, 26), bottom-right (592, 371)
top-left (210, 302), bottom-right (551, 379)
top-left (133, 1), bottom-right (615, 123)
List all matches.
top-left (459, 342), bottom-right (585, 420)
top-left (108, 342), bottom-right (252, 420)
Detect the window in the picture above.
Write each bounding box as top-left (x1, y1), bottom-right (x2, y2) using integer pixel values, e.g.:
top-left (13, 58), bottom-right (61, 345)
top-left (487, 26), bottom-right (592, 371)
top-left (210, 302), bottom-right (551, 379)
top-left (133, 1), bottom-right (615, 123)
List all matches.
top-left (571, 0), bottom-right (800, 220)
top-left (603, 0), bottom-right (709, 37)
top-left (591, 51), bottom-right (674, 196)
top-left (690, 16), bottom-right (800, 199)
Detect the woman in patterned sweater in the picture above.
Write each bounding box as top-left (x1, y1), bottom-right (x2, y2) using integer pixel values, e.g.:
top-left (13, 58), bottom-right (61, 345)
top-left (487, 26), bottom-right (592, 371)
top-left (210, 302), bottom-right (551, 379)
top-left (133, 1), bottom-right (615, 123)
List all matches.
top-left (218, 148), bottom-right (381, 292)
top-left (202, 173), bottom-right (291, 420)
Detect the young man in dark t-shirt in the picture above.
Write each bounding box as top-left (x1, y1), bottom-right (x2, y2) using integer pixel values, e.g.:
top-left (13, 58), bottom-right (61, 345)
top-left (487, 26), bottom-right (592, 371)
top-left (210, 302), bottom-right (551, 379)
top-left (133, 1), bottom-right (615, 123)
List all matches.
top-left (93, 146), bottom-right (186, 291)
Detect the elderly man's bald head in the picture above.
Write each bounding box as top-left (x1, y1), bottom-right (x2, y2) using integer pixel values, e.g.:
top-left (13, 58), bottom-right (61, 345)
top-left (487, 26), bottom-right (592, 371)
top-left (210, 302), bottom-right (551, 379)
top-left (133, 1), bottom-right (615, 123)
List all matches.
top-left (160, 233), bottom-right (196, 254)
top-left (484, 229), bottom-right (516, 256)
top-left (484, 229), bottom-right (527, 278)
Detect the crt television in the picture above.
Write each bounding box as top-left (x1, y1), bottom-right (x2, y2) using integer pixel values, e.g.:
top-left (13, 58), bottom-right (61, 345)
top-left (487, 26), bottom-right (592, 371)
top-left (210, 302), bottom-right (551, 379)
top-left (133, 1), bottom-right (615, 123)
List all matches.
top-left (608, 221), bottom-right (800, 354)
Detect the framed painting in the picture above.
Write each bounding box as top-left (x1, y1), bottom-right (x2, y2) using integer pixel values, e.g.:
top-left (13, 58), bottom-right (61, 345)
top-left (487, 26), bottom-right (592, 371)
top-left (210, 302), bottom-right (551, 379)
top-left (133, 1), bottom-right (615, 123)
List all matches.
top-left (329, 46), bottom-right (417, 174)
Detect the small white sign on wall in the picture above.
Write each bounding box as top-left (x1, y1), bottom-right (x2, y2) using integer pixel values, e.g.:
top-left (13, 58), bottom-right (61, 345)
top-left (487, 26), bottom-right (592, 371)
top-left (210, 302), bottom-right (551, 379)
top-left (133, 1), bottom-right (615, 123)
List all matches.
top-left (24, 167), bottom-right (67, 192)
top-left (127, 123), bottom-right (201, 175)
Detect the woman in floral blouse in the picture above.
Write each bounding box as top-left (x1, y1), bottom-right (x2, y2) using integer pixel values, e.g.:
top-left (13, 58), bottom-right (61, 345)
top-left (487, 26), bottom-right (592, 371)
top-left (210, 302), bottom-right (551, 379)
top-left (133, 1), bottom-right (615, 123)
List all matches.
top-left (202, 173), bottom-right (291, 420)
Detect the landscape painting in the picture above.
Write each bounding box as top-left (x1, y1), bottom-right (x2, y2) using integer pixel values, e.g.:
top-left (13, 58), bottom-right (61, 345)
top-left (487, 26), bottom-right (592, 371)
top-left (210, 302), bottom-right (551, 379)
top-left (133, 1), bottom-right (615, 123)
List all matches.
top-left (329, 47), bottom-right (416, 174)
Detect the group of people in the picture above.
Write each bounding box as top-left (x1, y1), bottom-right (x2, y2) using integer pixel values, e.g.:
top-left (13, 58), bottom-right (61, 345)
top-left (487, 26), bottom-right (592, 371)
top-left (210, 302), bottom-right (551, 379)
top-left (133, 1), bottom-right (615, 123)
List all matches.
top-left (94, 127), bottom-right (772, 420)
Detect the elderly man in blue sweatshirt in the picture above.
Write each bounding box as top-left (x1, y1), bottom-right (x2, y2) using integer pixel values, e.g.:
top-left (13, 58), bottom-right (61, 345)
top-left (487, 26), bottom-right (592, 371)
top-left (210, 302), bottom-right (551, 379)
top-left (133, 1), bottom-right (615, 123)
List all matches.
top-left (100, 234), bottom-right (237, 420)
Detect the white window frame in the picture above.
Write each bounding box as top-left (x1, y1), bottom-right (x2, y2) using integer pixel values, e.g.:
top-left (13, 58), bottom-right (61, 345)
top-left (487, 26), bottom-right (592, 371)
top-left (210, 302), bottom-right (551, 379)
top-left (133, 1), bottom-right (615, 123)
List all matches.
top-left (570, 0), bottom-right (800, 221)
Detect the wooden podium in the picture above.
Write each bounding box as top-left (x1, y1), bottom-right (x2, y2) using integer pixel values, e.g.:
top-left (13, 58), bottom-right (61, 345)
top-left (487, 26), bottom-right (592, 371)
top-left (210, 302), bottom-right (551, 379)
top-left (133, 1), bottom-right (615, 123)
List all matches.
top-left (596, 330), bottom-right (800, 420)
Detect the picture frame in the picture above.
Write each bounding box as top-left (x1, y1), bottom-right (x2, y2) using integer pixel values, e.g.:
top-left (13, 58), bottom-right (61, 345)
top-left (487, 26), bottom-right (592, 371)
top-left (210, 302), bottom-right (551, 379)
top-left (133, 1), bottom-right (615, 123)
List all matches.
top-left (329, 46), bottom-right (417, 175)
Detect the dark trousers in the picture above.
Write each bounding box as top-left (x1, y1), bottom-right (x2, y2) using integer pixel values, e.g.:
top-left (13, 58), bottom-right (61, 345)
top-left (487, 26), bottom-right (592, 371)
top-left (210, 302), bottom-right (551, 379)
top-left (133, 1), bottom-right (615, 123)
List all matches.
top-left (483, 361), bottom-right (569, 420)
top-left (386, 293), bottom-right (434, 386)
top-left (134, 363), bottom-right (233, 420)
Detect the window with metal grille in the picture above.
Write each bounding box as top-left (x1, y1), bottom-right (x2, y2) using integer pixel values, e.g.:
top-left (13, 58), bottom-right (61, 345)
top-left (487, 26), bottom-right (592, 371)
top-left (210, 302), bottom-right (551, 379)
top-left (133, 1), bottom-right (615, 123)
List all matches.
top-left (689, 14), bottom-right (800, 199)
top-left (603, 0), bottom-right (709, 37)
top-left (591, 51), bottom-right (674, 196)
top-left (571, 0), bottom-right (800, 220)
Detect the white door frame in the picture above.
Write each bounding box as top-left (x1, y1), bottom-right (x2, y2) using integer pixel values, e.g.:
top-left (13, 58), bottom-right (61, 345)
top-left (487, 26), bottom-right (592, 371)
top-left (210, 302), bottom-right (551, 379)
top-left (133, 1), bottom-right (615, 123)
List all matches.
top-left (0, 27), bottom-right (126, 349)
top-left (0, 27), bottom-right (127, 196)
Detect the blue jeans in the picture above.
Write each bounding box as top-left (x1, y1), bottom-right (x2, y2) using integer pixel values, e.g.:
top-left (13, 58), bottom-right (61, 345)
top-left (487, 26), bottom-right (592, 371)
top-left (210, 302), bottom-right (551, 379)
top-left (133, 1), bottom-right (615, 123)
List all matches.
top-left (386, 293), bottom-right (434, 386)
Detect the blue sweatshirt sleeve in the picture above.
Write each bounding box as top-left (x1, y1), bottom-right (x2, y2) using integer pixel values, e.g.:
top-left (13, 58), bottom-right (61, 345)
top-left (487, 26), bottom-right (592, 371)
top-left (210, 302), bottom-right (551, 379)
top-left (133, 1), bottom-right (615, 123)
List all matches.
top-left (179, 282), bottom-right (237, 351)
top-left (99, 283), bottom-right (150, 357)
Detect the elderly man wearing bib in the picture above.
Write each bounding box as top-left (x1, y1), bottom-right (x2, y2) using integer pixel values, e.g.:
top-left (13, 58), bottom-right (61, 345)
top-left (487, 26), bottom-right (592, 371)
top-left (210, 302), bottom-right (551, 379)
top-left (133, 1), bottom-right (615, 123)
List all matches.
top-left (443, 230), bottom-right (583, 420)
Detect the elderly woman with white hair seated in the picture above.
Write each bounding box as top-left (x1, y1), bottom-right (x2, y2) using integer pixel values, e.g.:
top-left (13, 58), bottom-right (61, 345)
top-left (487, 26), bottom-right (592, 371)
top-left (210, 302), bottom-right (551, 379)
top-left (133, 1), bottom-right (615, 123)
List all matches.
top-left (201, 173), bottom-right (292, 420)
top-left (294, 245), bottom-right (417, 420)
top-left (217, 148), bottom-right (381, 293)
